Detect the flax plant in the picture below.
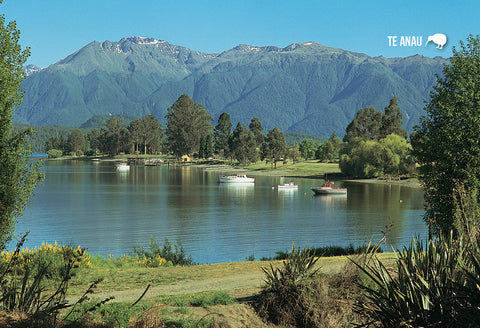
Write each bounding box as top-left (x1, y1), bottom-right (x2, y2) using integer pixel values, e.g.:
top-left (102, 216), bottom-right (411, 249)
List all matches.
top-left (353, 184), bottom-right (480, 327)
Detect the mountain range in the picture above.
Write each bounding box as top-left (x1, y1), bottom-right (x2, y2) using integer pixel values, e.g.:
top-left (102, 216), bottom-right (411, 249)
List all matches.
top-left (15, 36), bottom-right (447, 137)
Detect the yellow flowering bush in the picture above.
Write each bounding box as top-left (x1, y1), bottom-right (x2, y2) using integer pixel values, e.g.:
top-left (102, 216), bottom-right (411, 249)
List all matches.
top-left (0, 241), bottom-right (91, 274)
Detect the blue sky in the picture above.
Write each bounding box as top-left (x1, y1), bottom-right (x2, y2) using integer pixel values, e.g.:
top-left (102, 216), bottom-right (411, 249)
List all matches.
top-left (3, 0), bottom-right (479, 68)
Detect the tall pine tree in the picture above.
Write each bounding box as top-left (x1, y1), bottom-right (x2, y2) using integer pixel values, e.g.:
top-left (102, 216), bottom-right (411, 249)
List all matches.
top-left (165, 94), bottom-right (213, 158)
top-left (380, 95), bottom-right (408, 139)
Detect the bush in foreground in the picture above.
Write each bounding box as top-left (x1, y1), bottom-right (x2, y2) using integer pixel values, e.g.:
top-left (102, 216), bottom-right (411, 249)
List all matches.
top-left (255, 243), bottom-right (364, 327)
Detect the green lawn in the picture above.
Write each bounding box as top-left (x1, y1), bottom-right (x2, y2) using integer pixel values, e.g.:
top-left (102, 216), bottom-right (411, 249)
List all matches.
top-left (243, 160), bottom-right (341, 177)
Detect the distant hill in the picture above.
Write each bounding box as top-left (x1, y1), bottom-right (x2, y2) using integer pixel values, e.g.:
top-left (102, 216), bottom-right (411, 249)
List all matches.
top-left (15, 36), bottom-right (447, 137)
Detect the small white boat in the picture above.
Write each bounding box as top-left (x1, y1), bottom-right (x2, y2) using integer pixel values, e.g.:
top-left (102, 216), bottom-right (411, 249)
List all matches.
top-left (115, 162), bottom-right (130, 171)
top-left (278, 182), bottom-right (298, 189)
top-left (219, 174), bottom-right (254, 183)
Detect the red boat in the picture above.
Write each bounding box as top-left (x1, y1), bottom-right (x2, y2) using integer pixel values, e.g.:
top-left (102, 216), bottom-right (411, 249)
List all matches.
top-left (311, 181), bottom-right (347, 195)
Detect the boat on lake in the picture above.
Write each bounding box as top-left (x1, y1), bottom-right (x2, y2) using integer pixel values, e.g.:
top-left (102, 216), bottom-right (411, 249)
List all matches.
top-left (115, 162), bottom-right (130, 171)
top-left (278, 182), bottom-right (298, 189)
top-left (219, 174), bottom-right (254, 183)
top-left (311, 181), bottom-right (347, 195)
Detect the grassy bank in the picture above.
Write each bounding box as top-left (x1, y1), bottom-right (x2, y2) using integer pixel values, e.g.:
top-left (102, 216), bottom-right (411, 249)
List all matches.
top-left (241, 160), bottom-right (341, 177)
top-left (0, 239), bottom-right (397, 327)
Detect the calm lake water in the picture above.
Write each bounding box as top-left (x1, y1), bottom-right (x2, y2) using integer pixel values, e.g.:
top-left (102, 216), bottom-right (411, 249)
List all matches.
top-left (14, 160), bottom-right (427, 263)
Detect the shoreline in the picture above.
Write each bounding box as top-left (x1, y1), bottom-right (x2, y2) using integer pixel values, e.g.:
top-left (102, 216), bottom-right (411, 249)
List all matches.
top-left (44, 156), bottom-right (422, 187)
top-left (345, 178), bottom-right (422, 188)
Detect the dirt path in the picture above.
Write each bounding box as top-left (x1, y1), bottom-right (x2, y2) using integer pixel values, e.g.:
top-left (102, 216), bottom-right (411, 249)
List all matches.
top-left (90, 271), bottom-right (266, 303)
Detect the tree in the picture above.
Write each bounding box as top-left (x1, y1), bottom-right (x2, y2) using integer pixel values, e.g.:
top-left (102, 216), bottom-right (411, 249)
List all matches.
top-left (199, 134), bottom-right (214, 159)
top-left (67, 128), bottom-right (85, 156)
top-left (380, 95), bottom-right (408, 139)
top-left (87, 129), bottom-right (101, 155)
top-left (340, 134), bottom-right (414, 178)
top-left (99, 115), bottom-right (126, 156)
top-left (288, 146), bottom-right (301, 162)
top-left (265, 127), bottom-right (287, 169)
top-left (299, 139), bottom-right (318, 160)
top-left (128, 118), bottom-right (143, 154)
top-left (214, 112), bottom-right (232, 156)
top-left (0, 6), bottom-right (43, 249)
top-left (324, 131), bottom-right (342, 162)
top-left (249, 117), bottom-right (265, 147)
top-left (204, 134), bottom-right (214, 158)
top-left (44, 136), bottom-right (65, 153)
top-left (412, 35), bottom-right (480, 236)
top-left (141, 114), bottom-right (163, 154)
top-left (343, 106), bottom-right (382, 142)
top-left (228, 123), bottom-right (257, 165)
top-left (165, 94), bottom-right (213, 158)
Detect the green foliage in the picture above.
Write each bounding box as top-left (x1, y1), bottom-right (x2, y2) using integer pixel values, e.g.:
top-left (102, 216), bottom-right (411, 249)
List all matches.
top-left (249, 116), bottom-right (265, 147)
top-left (66, 128), bottom-right (85, 156)
top-left (165, 94), bottom-right (213, 157)
top-left (265, 127), bottom-right (287, 169)
top-left (128, 114), bottom-right (163, 155)
top-left (99, 115), bottom-right (127, 156)
top-left (270, 243), bottom-right (372, 260)
top-left (340, 134), bottom-right (414, 178)
top-left (213, 112), bottom-right (232, 156)
top-left (299, 138), bottom-right (319, 160)
top-left (353, 232), bottom-right (480, 327)
top-left (228, 122), bottom-right (258, 165)
top-left (158, 291), bottom-right (235, 308)
top-left (379, 95), bottom-right (408, 139)
top-left (0, 8), bottom-right (43, 250)
top-left (353, 186), bottom-right (480, 327)
top-left (0, 233), bottom-right (112, 325)
top-left (412, 34), bottom-right (480, 236)
top-left (256, 244), bottom-right (323, 327)
top-left (343, 106), bottom-right (382, 143)
top-left (198, 133), bottom-right (214, 159)
top-left (133, 237), bottom-right (193, 266)
top-left (316, 131), bottom-right (342, 162)
top-left (46, 149), bottom-right (63, 158)
top-left (87, 128), bottom-right (101, 155)
top-left (288, 146), bottom-right (301, 162)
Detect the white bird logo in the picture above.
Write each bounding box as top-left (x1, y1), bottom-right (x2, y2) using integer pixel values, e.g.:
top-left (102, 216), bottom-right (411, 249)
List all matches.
top-left (425, 33), bottom-right (447, 49)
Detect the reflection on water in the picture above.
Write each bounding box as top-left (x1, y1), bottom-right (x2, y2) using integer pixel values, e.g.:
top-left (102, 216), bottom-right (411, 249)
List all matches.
top-left (16, 161), bottom-right (427, 263)
top-left (313, 194), bottom-right (348, 210)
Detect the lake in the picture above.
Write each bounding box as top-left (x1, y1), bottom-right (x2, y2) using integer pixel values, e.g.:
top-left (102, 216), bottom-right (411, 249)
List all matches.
top-left (14, 159), bottom-right (427, 264)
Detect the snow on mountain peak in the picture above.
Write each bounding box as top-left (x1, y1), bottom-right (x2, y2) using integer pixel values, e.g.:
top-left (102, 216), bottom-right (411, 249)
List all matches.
top-left (123, 36), bottom-right (164, 45)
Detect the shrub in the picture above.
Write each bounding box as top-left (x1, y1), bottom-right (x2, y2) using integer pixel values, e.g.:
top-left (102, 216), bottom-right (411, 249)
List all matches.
top-left (256, 243), bottom-right (322, 327)
top-left (133, 237), bottom-right (193, 266)
top-left (0, 234), bottom-right (115, 327)
top-left (46, 149), bottom-right (63, 158)
top-left (0, 234), bottom-right (93, 322)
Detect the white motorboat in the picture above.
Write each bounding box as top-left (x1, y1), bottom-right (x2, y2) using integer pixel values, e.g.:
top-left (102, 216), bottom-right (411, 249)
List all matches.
top-left (115, 162), bottom-right (130, 171)
top-left (278, 182), bottom-right (298, 189)
top-left (219, 174), bottom-right (254, 183)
